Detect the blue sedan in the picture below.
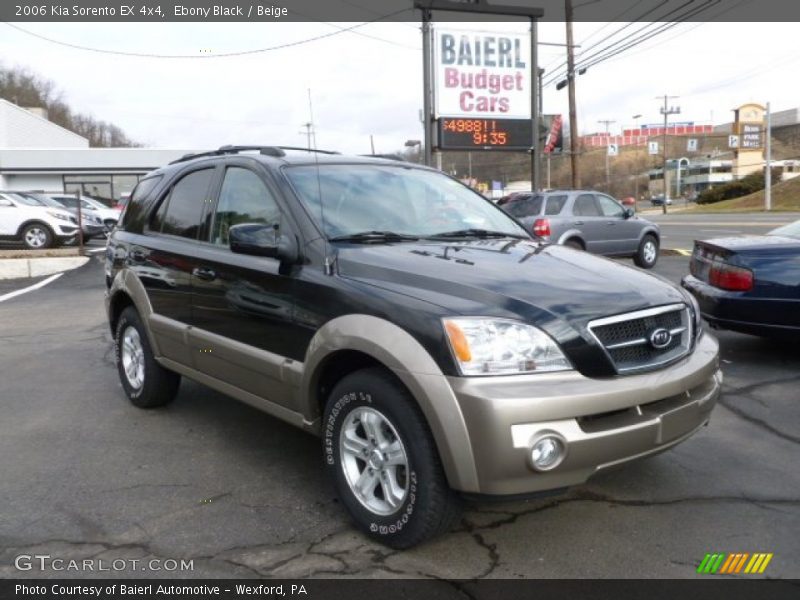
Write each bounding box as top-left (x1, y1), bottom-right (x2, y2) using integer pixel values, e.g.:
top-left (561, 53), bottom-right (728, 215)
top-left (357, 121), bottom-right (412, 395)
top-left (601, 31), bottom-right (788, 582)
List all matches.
top-left (682, 220), bottom-right (800, 339)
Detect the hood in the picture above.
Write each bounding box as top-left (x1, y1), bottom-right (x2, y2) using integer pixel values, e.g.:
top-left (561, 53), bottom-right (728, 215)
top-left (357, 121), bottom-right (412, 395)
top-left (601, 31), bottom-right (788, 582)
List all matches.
top-left (335, 239), bottom-right (686, 371)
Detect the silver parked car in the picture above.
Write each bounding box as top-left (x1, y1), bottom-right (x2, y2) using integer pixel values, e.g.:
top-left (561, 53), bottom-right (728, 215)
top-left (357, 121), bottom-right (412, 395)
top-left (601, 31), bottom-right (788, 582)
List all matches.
top-left (502, 190), bottom-right (661, 268)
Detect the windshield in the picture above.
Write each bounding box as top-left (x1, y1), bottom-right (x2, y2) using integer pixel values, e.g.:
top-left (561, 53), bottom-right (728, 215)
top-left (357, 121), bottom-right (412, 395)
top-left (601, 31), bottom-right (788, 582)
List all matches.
top-left (768, 220), bottom-right (800, 239)
top-left (10, 193), bottom-right (45, 207)
top-left (23, 194), bottom-right (66, 209)
top-left (284, 164), bottom-right (529, 239)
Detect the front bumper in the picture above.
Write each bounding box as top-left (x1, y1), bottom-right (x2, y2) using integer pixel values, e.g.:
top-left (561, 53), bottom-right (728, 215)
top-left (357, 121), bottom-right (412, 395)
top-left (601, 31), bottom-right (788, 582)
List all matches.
top-left (447, 332), bottom-right (721, 496)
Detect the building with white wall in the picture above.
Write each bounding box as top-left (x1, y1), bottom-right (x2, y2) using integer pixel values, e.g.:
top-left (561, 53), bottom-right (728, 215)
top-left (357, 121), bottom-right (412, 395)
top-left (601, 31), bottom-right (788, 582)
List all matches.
top-left (0, 99), bottom-right (194, 203)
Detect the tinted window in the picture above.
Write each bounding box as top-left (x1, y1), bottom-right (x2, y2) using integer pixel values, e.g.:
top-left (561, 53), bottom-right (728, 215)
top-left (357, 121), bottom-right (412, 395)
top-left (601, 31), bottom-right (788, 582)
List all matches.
top-left (10, 193), bottom-right (45, 207)
top-left (133, 176), bottom-right (163, 204)
top-left (152, 169), bottom-right (213, 239)
top-left (120, 176), bottom-right (163, 228)
top-left (596, 195), bottom-right (624, 217)
top-left (505, 195), bottom-right (543, 218)
top-left (573, 194), bottom-right (601, 216)
top-left (210, 167), bottom-right (282, 246)
top-left (544, 194), bottom-right (568, 215)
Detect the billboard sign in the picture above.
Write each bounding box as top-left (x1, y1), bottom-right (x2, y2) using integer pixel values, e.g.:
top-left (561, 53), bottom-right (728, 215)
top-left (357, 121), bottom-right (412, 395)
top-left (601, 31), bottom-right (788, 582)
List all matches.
top-left (434, 28), bottom-right (531, 119)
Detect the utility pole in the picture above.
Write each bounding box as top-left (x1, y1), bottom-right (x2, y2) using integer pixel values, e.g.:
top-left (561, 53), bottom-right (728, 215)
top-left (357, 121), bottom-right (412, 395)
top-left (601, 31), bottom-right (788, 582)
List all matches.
top-left (565, 0), bottom-right (580, 188)
top-left (598, 119), bottom-right (616, 192)
top-left (765, 101), bottom-right (772, 211)
top-left (421, 7), bottom-right (433, 167)
top-left (658, 94), bottom-right (680, 214)
top-left (632, 114), bottom-right (642, 201)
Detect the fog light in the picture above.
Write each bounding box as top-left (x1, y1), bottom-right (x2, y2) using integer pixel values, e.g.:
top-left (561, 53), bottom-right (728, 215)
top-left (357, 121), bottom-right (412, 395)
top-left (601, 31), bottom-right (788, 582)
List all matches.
top-left (530, 434), bottom-right (566, 471)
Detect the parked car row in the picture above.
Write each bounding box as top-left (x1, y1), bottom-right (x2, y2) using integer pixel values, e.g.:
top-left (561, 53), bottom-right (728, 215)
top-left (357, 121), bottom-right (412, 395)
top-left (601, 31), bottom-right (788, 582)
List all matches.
top-left (0, 190), bottom-right (120, 249)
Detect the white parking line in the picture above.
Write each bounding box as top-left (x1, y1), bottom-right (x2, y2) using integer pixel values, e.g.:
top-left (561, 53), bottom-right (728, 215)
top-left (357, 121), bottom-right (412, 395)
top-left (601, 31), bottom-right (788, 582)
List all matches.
top-left (0, 273), bottom-right (63, 303)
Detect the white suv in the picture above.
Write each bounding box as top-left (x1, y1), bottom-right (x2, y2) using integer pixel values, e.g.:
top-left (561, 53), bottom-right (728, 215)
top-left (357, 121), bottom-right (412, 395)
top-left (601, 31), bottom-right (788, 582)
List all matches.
top-left (0, 192), bottom-right (79, 249)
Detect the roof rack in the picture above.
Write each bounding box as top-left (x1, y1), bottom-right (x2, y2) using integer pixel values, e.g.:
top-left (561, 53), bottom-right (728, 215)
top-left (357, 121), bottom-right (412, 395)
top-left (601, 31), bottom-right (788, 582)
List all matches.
top-left (169, 145), bottom-right (340, 165)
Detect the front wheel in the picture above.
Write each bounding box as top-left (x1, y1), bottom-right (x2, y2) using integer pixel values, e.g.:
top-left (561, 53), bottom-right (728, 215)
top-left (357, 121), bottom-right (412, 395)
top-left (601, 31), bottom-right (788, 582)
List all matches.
top-left (634, 234), bottom-right (659, 269)
top-left (323, 368), bottom-right (461, 548)
top-left (21, 223), bottom-right (53, 249)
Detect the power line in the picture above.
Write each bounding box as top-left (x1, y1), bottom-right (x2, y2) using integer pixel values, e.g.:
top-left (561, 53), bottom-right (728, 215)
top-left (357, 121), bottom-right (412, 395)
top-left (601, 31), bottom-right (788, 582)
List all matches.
top-left (544, 0), bottom-right (723, 88)
top-left (2, 9), bottom-right (413, 59)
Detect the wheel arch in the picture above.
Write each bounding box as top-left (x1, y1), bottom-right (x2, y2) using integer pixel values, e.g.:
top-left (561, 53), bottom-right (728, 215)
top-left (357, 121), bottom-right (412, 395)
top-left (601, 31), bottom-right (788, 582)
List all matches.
top-left (301, 314), bottom-right (480, 492)
top-left (557, 229), bottom-right (586, 248)
top-left (16, 219), bottom-right (55, 238)
top-left (106, 269), bottom-right (160, 355)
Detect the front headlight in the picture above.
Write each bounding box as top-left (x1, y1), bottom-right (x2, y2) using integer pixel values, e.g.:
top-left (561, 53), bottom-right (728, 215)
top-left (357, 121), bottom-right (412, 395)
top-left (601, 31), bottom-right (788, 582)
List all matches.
top-left (47, 210), bottom-right (71, 222)
top-left (443, 317), bottom-right (572, 376)
top-left (683, 292), bottom-right (703, 342)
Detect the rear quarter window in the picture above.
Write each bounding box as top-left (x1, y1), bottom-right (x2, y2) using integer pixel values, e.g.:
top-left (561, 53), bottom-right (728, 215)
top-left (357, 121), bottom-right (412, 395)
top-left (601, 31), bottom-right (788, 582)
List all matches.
top-left (119, 175), bottom-right (163, 229)
top-left (544, 195), bottom-right (568, 215)
top-left (505, 195), bottom-right (543, 218)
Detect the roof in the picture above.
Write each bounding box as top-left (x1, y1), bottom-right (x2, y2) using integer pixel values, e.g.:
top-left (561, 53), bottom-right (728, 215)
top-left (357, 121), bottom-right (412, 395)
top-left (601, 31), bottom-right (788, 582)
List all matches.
top-left (0, 99), bottom-right (89, 148)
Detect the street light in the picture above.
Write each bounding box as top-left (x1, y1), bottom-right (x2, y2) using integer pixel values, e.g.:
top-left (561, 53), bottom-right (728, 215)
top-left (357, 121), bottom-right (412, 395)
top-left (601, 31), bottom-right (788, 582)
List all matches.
top-left (405, 139), bottom-right (422, 163)
top-left (675, 156), bottom-right (690, 201)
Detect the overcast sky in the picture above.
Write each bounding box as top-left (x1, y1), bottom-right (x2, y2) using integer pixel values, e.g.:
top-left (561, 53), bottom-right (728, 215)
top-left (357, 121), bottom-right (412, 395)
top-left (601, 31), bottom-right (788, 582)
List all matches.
top-left (1, 21), bottom-right (797, 153)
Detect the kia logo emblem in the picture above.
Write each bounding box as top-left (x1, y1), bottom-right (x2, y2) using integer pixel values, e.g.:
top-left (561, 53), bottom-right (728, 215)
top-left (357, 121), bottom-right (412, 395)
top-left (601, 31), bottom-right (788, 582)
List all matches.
top-left (650, 328), bottom-right (672, 349)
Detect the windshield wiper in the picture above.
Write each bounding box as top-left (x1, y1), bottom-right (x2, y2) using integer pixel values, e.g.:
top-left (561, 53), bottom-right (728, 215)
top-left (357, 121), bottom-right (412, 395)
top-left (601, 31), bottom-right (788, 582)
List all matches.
top-left (329, 231), bottom-right (420, 243)
top-left (427, 228), bottom-right (529, 240)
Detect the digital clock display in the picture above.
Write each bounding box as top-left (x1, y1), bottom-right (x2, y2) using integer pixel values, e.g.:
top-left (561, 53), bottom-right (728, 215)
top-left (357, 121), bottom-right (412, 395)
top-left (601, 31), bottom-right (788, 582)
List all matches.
top-left (437, 118), bottom-right (532, 151)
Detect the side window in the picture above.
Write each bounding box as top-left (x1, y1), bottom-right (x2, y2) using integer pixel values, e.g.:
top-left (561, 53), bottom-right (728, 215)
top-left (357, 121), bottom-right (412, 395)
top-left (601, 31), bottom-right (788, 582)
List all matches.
top-left (544, 195), bottom-right (568, 215)
top-left (573, 194), bottom-right (601, 217)
top-left (596, 195), bottom-right (624, 218)
top-left (210, 167), bottom-right (281, 246)
top-left (152, 169), bottom-right (213, 239)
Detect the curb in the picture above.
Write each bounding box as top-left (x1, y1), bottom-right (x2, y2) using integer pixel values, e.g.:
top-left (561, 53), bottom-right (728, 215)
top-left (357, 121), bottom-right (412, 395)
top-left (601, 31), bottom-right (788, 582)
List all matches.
top-left (0, 256), bottom-right (89, 280)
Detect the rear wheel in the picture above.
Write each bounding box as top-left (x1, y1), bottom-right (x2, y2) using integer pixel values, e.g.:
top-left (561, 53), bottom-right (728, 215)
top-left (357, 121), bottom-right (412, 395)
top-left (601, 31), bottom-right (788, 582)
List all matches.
top-left (323, 367), bottom-right (461, 548)
top-left (21, 223), bottom-right (53, 249)
top-left (634, 234), bottom-right (659, 269)
top-left (115, 307), bottom-right (180, 408)
top-left (564, 238), bottom-right (584, 250)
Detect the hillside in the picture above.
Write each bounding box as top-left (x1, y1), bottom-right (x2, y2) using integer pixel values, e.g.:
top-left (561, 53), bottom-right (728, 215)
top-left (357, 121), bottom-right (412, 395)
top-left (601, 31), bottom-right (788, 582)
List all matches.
top-left (0, 64), bottom-right (139, 147)
top-left (687, 175), bottom-right (800, 212)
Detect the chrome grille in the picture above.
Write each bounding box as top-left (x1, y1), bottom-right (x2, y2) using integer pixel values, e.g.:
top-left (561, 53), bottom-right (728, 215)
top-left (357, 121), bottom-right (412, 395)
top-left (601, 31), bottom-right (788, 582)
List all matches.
top-left (588, 303), bottom-right (692, 374)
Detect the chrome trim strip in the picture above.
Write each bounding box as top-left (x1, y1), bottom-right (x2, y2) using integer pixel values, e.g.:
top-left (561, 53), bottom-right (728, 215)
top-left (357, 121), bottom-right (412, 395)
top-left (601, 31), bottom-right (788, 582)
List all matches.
top-left (588, 302), bottom-right (687, 328)
top-left (606, 338), bottom-right (647, 350)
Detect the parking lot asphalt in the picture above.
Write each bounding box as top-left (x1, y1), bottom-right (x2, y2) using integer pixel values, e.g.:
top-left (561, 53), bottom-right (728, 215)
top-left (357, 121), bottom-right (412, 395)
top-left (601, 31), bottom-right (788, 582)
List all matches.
top-left (0, 253), bottom-right (797, 579)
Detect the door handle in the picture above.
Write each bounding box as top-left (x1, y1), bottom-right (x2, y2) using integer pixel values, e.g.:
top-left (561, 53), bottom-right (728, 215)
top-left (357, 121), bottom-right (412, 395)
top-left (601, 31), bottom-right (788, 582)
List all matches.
top-left (606, 221), bottom-right (616, 226)
top-left (573, 221), bottom-right (584, 226)
top-left (192, 267), bottom-right (217, 281)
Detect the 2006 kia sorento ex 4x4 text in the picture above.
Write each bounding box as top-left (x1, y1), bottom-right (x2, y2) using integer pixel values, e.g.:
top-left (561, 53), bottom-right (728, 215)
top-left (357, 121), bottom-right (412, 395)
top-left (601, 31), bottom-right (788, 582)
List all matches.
top-left (105, 146), bottom-right (722, 549)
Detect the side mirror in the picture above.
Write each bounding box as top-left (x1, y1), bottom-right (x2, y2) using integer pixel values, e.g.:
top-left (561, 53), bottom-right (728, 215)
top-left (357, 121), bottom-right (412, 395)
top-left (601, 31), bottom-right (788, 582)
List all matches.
top-left (623, 208), bottom-right (635, 219)
top-left (229, 223), bottom-right (298, 263)
top-left (0, 198), bottom-right (12, 207)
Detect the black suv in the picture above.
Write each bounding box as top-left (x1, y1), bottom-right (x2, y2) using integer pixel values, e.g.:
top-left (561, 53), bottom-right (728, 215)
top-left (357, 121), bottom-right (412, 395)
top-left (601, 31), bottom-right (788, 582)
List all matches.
top-left (105, 146), bottom-right (721, 548)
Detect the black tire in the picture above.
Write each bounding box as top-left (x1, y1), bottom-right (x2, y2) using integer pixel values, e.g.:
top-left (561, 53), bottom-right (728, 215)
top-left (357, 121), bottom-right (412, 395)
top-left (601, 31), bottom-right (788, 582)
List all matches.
top-left (323, 367), bottom-right (461, 548)
top-left (115, 306), bottom-right (180, 408)
top-left (20, 222), bottom-right (53, 250)
top-left (564, 238), bottom-right (584, 250)
top-left (634, 234), bottom-right (659, 269)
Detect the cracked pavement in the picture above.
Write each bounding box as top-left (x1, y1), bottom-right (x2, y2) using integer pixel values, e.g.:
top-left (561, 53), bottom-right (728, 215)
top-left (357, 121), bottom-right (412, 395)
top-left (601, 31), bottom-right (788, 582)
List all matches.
top-left (0, 256), bottom-right (797, 579)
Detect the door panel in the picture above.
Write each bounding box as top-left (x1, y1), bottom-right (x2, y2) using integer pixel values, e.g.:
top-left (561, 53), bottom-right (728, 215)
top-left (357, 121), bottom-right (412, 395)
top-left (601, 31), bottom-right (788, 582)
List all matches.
top-left (188, 164), bottom-right (300, 408)
top-left (596, 194), bottom-right (640, 254)
top-left (570, 194), bottom-right (606, 253)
